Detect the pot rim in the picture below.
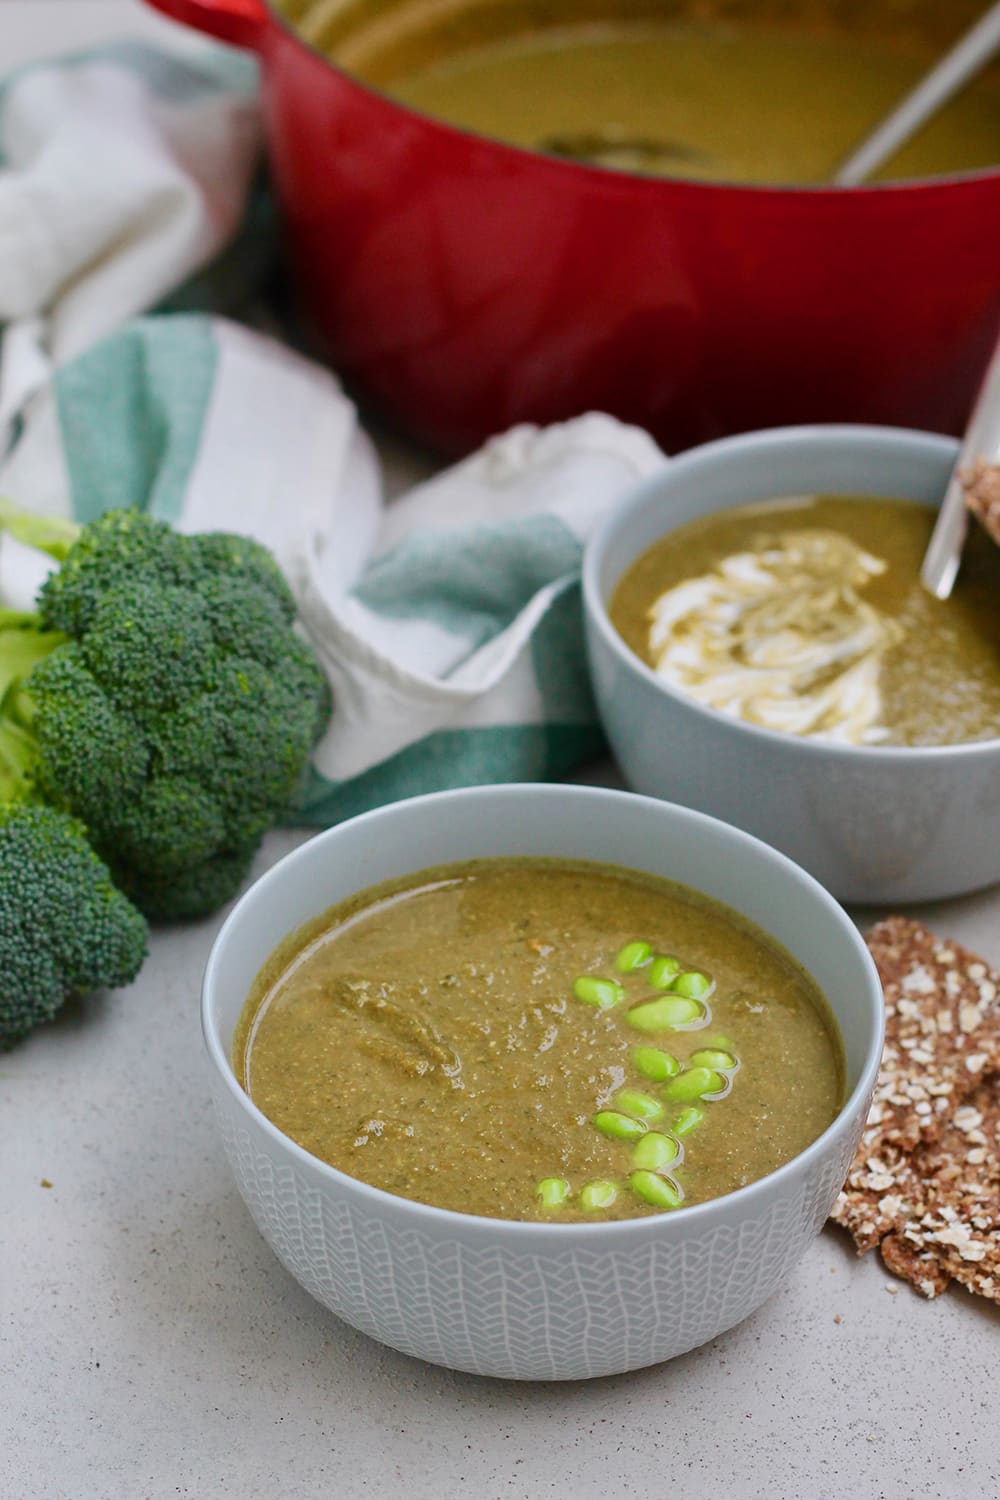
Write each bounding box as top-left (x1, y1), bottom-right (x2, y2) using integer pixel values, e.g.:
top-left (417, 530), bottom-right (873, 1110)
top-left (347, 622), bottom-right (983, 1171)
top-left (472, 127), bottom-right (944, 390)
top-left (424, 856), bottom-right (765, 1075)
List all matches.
top-left (263, 0), bottom-right (1000, 196)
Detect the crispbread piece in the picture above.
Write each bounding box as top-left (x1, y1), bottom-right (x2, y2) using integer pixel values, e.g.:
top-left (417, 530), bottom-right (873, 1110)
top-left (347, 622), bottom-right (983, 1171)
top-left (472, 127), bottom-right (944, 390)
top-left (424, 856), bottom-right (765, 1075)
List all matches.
top-left (963, 458), bottom-right (1000, 546)
top-left (852, 917), bottom-right (1000, 1152)
top-left (831, 1141), bottom-right (921, 1254)
top-left (831, 917), bottom-right (1000, 1252)
top-left (879, 1080), bottom-right (1000, 1303)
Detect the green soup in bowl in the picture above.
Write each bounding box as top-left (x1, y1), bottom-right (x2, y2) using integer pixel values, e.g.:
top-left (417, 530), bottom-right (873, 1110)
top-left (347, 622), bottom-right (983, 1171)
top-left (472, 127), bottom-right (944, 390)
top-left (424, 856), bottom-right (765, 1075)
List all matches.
top-left (236, 856), bottom-right (844, 1223)
top-left (203, 784), bottom-right (882, 1379)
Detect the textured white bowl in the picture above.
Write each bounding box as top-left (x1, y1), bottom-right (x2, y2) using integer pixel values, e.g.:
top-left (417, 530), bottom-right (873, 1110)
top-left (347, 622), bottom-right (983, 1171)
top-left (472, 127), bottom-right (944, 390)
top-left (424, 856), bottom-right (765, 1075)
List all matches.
top-left (203, 785), bottom-right (882, 1380)
top-left (582, 425), bottom-right (1000, 903)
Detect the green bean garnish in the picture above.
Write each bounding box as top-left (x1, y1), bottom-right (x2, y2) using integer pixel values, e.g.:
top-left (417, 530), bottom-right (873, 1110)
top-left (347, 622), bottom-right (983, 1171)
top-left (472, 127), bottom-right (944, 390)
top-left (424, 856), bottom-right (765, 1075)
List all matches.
top-left (669, 970), bottom-right (713, 999)
top-left (580, 1179), bottom-right (618, 1212)
top-left (535, 1177), bottom-right (570, 1209)
top-left (633, 1046), bottom-right (681, 1082)
top-left (573, 975), bottom-right (625, 1009)
top-left (593, 1110), bottom-right (647, 1141)
top-left (648, 954), bottom-right (681, 989)
top-left (614, 1088), bottom-right (664, 1122)
top-left (629, 1170), bottom-right (684, 1210)
top-left (615, 941), bottom-right (652, 973)
top-left (672, 1106), bottom-right (704, 1136)
top-left (631, 1131), bottom-right (680, 1171)
top-left (662, 1066), bottom-right (726, 1102)
top-left (627, 996), bottom-right (703, 1032)
top-left (690, 1047), bottom-right (737, 1071)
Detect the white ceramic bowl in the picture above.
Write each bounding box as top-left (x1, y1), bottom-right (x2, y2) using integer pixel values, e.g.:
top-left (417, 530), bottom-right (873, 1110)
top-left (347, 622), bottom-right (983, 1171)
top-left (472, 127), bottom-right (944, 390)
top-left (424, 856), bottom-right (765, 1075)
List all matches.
top-left (583, 425), bottom-right (1000, 904)
top-left (203, 784), bottom-right (882, 1380)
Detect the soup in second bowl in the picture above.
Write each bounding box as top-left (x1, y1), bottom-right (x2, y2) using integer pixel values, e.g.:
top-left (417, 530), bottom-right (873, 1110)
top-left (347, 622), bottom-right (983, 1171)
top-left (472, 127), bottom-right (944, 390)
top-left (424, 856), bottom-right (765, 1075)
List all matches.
top-left (610, 495), bottom-right (1000, 748)
top-left (235, 857), bottom-right (843, 1222)
top-left (279, 0), bottom-right (1000, 183)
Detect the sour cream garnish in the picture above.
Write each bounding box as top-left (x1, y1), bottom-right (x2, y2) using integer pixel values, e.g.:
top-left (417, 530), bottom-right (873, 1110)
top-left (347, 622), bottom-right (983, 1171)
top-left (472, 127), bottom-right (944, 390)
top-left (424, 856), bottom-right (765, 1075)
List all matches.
top-left (646, 531), bottom-right (903, 744)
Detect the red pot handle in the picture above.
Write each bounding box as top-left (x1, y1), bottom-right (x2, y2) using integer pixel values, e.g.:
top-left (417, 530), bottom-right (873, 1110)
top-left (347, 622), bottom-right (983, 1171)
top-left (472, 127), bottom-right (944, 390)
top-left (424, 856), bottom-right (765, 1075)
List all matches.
top-left (142, 0), bottom-right (268, 51)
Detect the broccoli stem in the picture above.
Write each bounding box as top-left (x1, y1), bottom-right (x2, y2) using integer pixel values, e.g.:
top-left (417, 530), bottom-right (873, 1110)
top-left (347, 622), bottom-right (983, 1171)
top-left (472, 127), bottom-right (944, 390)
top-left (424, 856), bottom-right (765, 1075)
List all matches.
top-left (0, 497), bottom-right (81, 562)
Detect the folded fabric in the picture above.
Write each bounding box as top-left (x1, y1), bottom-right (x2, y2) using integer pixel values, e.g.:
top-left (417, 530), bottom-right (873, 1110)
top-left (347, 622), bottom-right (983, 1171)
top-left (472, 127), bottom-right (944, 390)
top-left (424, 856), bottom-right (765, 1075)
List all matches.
top-left (0, 45), bottom-right (669, 825)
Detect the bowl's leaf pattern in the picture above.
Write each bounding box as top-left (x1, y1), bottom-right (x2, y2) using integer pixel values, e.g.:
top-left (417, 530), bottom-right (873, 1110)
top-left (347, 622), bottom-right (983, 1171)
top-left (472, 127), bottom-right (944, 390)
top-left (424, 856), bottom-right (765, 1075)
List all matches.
top-left (214, 1082), bottom-right (864, 1379)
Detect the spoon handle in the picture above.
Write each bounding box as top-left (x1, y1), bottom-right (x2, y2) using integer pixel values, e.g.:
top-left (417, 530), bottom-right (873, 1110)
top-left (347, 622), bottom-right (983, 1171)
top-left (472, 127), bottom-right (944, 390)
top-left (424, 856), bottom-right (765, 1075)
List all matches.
top-left (834, 1), bottom-right (1000, 186)
top-left (921, 329), bottom-right (1000, 600)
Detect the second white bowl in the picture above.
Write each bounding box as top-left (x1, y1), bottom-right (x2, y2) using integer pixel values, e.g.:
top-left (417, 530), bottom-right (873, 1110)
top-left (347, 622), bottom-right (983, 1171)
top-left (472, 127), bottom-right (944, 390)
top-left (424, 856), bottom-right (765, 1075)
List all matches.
top-left (582, 425), bottom-right (1000, 903)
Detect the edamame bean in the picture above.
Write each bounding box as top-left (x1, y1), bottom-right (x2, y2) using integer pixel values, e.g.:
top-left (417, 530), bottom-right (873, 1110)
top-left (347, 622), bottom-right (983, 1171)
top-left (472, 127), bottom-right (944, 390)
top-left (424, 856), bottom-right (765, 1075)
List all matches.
top-left (669, 970), bottom-right (713, 999)
top-left (629, 1170), bottom-right (684, 1210)
top-left (573, 976), bottom-right (625, 1009)
top-left (580, 1179), bottom-right (618, 1212)
top-left (593, 1110), bottom-right (647, 1142)
top-left (662, 1066), bottom-right (726, 1102)
top-left (672, 1106), bottom-right (704, 1136)
top-left (614, 1089), bottom-right (664, 1123)
top-left (690, 1047), bottom-right (737, 1071)
top-left (633, 1046), bottom-right (681, 1082)
top-left (615, 941), bottom-right (652, 973)
top-left (648, 954), bottom-right (681, 989)
top-left (535, 1177), bottom-right (570, 1209)
top-left (627, 996), bottom-right (703, 1032)
top-left (631, 1131), bottom-right (680, 1171)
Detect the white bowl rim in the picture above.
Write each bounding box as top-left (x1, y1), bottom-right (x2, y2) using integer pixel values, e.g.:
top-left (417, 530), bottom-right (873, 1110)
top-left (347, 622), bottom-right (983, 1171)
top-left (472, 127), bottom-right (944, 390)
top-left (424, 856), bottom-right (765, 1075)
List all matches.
top-left (582, 422), bottom-right (1000, 764)
top-left (202, 783), bottom-right (884, 1238)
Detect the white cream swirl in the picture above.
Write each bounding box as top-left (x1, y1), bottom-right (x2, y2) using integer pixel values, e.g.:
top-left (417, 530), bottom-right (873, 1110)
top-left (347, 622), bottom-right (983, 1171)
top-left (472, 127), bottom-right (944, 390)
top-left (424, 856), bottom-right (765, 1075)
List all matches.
top-left (646, 530), bottom-right (903, 744)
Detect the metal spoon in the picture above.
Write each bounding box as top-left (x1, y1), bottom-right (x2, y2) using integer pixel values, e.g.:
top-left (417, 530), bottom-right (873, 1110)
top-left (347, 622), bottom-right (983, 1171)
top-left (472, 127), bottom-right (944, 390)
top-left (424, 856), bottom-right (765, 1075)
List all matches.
top-left (834, 1), bottom-right (1000, 186)
top-left (919, 328), bottom-right (1000, 599)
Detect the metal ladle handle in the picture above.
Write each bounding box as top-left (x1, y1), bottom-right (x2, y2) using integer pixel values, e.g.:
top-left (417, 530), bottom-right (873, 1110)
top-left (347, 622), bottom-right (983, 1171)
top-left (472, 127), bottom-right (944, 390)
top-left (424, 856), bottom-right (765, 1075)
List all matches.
top-left (834, 1), bottom-right (1000, 186)
top-left (920, 328), bottom-right (1000, 599)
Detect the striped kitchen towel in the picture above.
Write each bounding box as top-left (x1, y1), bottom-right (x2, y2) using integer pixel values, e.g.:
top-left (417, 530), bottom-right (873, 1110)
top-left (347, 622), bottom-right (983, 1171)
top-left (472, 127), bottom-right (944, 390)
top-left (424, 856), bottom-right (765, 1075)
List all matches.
top-left (0, 44), bottom-right (667, 825)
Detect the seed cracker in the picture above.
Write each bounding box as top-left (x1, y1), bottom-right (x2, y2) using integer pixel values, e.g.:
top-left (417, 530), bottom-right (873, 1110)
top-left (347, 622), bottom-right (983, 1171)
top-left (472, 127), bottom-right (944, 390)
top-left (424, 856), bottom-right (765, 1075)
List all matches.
top-left (963, 458), bottom-right (1000, 546)
top-left (831, 917), bottom-right (1000, 1253)
top-left (878, 1079), bottom-right (1000, 1302)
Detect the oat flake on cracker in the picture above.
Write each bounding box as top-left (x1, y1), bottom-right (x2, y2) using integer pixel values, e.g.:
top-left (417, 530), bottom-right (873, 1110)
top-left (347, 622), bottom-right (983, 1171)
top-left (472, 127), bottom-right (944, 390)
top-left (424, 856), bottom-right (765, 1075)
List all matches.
top-left (879, 1078), bottom-right (1000, 1303)
top-left (831, 917), bottom-right (1000, 1254)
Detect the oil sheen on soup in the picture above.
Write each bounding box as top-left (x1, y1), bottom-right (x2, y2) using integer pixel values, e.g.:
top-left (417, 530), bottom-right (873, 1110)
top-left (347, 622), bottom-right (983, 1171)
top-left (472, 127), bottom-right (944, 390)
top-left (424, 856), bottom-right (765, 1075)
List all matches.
top-left (236, 858), bottom-right (844, 1222)
top-left (609, 496), bottom-right (1000, 747)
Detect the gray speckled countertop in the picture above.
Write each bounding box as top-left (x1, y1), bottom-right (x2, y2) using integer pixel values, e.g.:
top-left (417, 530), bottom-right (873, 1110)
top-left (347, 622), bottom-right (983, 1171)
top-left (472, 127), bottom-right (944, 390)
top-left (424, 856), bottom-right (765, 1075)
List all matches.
top-left (2, 8), bottom-right (999, 1498)
top-left (6, 830), bottom-right (1000, 1500)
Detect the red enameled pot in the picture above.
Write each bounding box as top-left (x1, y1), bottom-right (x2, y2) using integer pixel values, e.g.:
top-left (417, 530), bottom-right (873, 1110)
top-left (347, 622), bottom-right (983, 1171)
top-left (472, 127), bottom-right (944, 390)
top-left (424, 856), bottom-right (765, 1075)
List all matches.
top-left (147, 0), bottom-right (1000, 455)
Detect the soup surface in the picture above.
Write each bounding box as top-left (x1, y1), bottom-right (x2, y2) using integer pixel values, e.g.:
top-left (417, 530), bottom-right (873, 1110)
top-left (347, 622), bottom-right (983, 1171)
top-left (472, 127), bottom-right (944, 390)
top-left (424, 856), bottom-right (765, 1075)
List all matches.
top-left (610, 496), bottom-right (1000, 747)
top-left (281, 2), bottom-right (1000, 182)
top-left (236, 858), bottom-right (843, 1222)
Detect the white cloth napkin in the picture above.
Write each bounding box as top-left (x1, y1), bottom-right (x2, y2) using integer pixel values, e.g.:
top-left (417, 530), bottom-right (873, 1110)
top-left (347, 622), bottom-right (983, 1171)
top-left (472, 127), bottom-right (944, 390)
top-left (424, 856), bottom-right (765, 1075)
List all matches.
top-left (0, 43), bottom-right (668, 823)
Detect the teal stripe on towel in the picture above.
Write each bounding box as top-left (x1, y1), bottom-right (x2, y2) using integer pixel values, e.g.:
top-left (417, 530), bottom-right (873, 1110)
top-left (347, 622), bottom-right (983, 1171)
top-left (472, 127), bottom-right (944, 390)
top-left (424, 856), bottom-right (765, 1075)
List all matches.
top-left (290, 723), bottom-right (607, 828)
top-left (353, 515), bottom-right (582, 648)
top-left (54, 317), bottom-right (218, 524)
top-left (530, 579), bottom-right (599, 724)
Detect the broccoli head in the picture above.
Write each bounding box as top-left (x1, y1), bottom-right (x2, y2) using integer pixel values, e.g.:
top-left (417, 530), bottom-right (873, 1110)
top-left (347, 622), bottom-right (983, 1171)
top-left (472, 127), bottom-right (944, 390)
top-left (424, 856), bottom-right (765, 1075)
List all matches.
top-left (4, 505), bottom-right (331, 920)
top-left (37, 509), bottom-right (297, 635)
top-left (0, 802), bottom-right (148, 1049)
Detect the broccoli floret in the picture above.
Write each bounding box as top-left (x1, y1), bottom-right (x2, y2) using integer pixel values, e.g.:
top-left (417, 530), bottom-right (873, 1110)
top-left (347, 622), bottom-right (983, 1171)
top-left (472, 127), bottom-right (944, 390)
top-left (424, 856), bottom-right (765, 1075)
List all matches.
top-left (37, 510), bottom-right (191, 635)
top-left (1, 503), bottom-right (331, 920)
top-left (120, 845), bottom-right (260, 924)
top-left (186, 531), bottom-right (297, 621)
top-left (29, 644), bottom-right (151, 830)
top-left (0, 803), bottom-right (148, 1049)
top-left (34, 509), bottom-right (298, 636)
top-left (0, 617), bottom-right (148, 1045)
top-left (80, 582), bottom-right (216, 713)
